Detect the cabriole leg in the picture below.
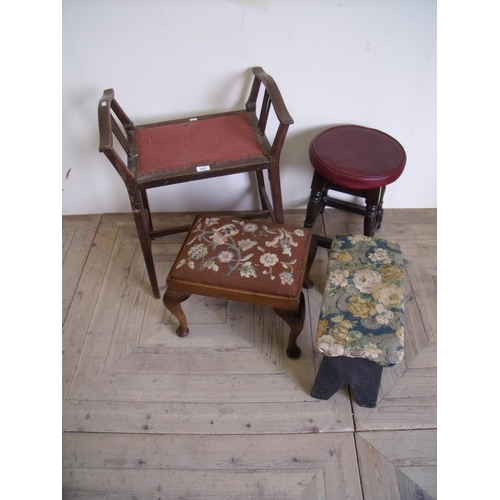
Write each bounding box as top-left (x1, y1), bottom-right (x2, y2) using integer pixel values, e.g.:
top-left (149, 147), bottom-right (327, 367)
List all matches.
top-left (163, 289), bottom-right (191, 337)
top-left (274, 292), bottom-right (306, 359)
top-left (303, 237), bottom-right (318, 290)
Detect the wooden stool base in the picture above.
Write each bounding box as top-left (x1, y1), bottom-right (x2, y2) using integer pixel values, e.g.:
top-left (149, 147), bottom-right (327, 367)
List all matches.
top-left (164, 289), bottom-right (307, 359)
top-left (311, 356), bottom-right (383, 408)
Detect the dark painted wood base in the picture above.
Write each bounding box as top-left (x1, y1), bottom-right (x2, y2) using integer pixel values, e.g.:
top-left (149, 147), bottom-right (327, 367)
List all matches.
top-left (311, 356), bottom-right (383, 408)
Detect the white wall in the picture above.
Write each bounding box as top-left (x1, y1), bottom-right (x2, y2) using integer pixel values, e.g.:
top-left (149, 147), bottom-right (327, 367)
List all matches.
top-left (62, 0), bottom-right (436, 215)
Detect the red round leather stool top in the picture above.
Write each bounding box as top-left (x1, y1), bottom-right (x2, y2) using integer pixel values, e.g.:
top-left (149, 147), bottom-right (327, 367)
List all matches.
top-left (309, 125), bottom-right (406, 190)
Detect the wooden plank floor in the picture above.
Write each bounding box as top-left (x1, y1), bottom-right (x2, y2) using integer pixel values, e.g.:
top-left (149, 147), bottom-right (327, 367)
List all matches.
top-left (62, 208), bottom-right (437, 499)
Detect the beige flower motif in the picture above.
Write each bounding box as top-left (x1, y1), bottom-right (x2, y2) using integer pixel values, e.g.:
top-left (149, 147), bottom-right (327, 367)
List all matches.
top-left (238, 239), bottom-right (258, 251)
top-left (353, 269), bottom-right (382, 293)
top-left (316, 319), bottom-right (329, 339)
top-left (242, 223), bottom-right (258, 233)
top-left (328, 269), bottom-right (349, 287)
top-left (240, 261), bottom-right (257, 278)
top-left (217, 251), bottom-right (235, 263)
top-left (210, 224), bottom-right (239, 245)
top-left (381, 264), bottom-right (404, 282)
top-left (316, 334), bottom-right (344, 357)
top-left (369, 248), bottom-right (392, 265)
top-left (188, 244), bottom-right (208, 260)
top-left (204, 217), bottom-right (220, 227)
top-left (294, 229), bottom-right (305, 237)
top-left (202, 260), bottom-right (219, 272)
top-left (364, 343), bottom-right (382, 360)
top-left (374, 303), bottom-right (394, 324)
top-left (376, 309), bottom-right (394, 325)
top-left (279, 271), bottom-right (294, 285)
top-left (345, 347), bottom-right (364, 357)
top-left (347, 235), bottom-right (370, 244)
top-left (348, 296), bottom-right (376, 318)
top-left (331, 315), bottom-right (354, 330)
top-left (333, 250), bottom-right (352, 262)
top-left (332, 324), bottom-right (352, 345)
top-left (331, 315), bottom-right (345, 324)
top-left (260, 253), bottom-right (279, 267)
top-left (396, 327), bottom-right (404, 342)
top-left (266, 229), bottom-right (299, 256)
top-left (372, 283), bottom-right (403, 307)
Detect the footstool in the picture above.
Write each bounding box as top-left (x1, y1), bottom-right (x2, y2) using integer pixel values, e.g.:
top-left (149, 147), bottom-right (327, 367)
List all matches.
top-left (163, 215), bottom-right (316, 359)
top-left (311, 234), bottom-right (404, 407)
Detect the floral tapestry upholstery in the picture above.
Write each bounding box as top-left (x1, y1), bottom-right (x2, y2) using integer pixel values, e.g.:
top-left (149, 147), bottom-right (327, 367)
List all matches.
top-left (170, 216), bottom-right (311, 298)
top-left (315, 234), bottom-right (404, 367)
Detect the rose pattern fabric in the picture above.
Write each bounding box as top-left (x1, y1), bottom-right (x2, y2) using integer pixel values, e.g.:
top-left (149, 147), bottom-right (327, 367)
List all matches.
top-left (174, 217), bottom-right (306, 288)
top-left (315, 234), bottom-right (405, 367)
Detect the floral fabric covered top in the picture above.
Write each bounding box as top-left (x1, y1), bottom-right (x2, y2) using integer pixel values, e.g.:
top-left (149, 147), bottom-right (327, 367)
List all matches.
top-left (170, 216), bottom-right (311, 298)
top-left (316, 234), bottom-right (404, 367)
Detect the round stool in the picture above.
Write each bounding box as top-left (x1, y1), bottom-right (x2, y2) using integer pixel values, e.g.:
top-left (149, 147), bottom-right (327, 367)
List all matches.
top-left (304, 125), bottom-right (406, 242)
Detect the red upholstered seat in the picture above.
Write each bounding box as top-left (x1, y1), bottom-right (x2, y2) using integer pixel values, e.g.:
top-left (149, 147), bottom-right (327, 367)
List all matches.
top-left (309, 125), bottom-right (406, 190)
top-left (98, 67), bottom-right (293, 299)
top-left (304, 124), bottom-right (406, 240)
top-left (136, 112), bottom-right (267, 176)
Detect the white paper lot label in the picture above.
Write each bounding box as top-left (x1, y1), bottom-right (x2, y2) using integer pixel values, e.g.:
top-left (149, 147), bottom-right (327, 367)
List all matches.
top-left (196, 165), bottom-right (210, 172)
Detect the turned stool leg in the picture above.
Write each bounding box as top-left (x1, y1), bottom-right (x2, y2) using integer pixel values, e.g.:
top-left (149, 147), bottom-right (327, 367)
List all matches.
top-left (376, 185), bottom-right (387, 230)
top-left (311, 356), bottom-right (383, 408)
top-left (274, 292), bottom-right (306, 359)
top-left (163, 290), bottom-right (191, 337)
top-left (364, 188), bottom-right (384, 237)
top-left (304, 172), bottom-right (328, 229)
